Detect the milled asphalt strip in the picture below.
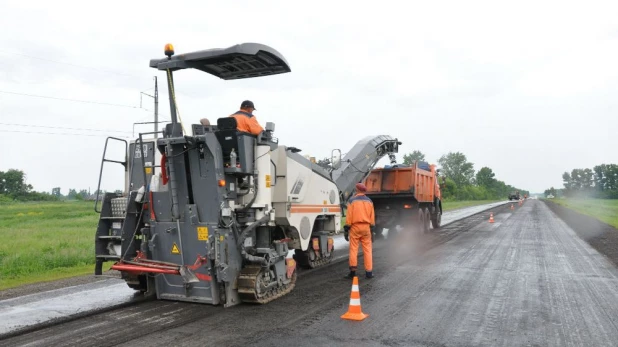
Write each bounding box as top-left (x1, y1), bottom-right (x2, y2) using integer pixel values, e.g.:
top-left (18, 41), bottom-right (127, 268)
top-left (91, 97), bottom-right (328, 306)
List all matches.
top-left (0, 200), bottom-right (510, 337)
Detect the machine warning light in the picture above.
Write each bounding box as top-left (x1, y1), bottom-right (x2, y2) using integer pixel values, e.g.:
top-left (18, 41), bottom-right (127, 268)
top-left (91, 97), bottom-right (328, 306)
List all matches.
top-left (164, 43), bottom-right (175, 57)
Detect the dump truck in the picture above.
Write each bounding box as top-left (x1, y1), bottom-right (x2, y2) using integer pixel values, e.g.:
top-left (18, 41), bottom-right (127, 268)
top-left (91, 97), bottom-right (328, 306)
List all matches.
top-left (93, 42), bottom-right (401, 307)
top-left (508, 191), bottom-right (520, 200)
top-left (361, 161), bottom-right (443, 237)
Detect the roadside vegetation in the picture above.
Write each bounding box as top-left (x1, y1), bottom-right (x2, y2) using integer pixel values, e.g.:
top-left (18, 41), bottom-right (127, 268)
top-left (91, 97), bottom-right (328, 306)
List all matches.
top-left (545, 198), bottom-right (618, 229)
top-left (401, 150), bottom-right (528, 200)
top-left (543, 163), bottom-right (618, 199)
top-left (542, 162), bottom-right (618, 228)
top-left (0, 201), bottom-right (107, 290)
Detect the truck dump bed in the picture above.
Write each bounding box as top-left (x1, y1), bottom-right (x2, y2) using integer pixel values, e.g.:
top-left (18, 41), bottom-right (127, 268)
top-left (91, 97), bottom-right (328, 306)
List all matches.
top-left (363, 162), bottom-right (437, 203)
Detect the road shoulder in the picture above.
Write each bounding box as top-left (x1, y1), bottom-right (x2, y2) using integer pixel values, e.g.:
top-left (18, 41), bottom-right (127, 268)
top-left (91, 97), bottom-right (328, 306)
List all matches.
top-left (543, 199), bottom-right (618, 268)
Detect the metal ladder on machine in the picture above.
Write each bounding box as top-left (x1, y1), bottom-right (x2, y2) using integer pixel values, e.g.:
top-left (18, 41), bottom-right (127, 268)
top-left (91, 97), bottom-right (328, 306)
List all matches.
top-left (93, 137), bottom-right (128, 277)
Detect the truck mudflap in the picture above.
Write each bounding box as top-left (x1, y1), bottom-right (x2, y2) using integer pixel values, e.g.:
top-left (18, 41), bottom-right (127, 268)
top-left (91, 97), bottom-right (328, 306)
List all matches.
top-left (111, 251), bottom-right (212, 283)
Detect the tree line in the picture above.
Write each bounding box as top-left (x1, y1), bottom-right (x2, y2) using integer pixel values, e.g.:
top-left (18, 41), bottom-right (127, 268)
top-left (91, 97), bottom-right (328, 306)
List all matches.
top-left (0, 169), bottom-right (57, 202)
top-left (545, 164), bottom-right (618, 199)
top-left (0, 169), bottom-right (121, 203)
top-left (403, 150), bottom-right (528, 201)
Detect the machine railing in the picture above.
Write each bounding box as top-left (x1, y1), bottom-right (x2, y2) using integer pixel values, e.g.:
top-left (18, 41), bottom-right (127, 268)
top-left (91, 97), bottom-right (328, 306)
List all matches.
top-left (95, 137), bottom-right (128, 213)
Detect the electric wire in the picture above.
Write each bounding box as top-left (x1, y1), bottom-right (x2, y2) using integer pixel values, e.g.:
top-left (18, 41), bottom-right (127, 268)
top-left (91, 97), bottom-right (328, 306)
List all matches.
top-left (0, 50), bottom-right (141, 78)
top-left (0, 122), bottom-right (133, 134)
top-left (0, 90), bottom-right (142, 109)
top-left (0, 129), bottom-right (130, 138)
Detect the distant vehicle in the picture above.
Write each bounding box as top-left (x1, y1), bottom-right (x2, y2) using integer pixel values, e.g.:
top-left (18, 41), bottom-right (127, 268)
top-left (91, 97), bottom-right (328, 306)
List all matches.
top-left (508, 191), bottom-right (520, 200)
top-left (547, 194), bottom-right (555, 199)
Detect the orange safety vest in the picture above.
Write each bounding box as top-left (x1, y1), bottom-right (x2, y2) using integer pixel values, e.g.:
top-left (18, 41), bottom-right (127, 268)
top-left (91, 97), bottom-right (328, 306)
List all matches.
top-left (345, 193), bottom-right (375, 227)
top-left (229, 111), bottom-right (264, 135)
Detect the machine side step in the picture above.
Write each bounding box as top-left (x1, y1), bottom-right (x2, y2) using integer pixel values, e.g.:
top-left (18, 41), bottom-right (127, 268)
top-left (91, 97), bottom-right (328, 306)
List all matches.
top-left (96, 255), bottom-right (121, 260)
top-left (97, 235), bottom-right (122, 240)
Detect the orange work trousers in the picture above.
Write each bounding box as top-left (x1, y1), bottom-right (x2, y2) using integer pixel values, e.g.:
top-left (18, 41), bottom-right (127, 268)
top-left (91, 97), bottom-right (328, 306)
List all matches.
top-left (349, 223), bottom-right (372, 272)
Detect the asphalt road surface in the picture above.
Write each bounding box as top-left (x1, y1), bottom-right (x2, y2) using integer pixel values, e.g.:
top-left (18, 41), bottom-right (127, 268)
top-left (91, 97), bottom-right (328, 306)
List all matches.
top-left (3, 199), bottom-right (618, 347)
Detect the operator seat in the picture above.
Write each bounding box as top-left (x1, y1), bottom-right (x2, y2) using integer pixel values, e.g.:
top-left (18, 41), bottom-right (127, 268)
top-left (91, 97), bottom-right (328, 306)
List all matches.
top-left (215, 117), bottom-right (255, 174)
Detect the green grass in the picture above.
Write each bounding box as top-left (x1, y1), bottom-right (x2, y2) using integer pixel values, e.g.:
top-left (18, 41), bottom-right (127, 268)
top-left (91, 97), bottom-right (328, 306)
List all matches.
top-left (546, 198), bottom-right (618, 228)
top-left (442, 199), bottom-right (501, 211)
top-left (0, 201), bottom-right (105, 290)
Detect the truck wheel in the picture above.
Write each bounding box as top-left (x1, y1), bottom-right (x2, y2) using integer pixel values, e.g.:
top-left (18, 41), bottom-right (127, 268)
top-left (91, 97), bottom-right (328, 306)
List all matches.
top-left (423, 208), bottom-right (431, 233)
top-left (418, 208), bottom-right (428, 234)
top-left (417, 209), bottom-right (425, 235)
top-left (431, 209), bottom-right (442, 229)
top-left (373, 224), bottom-right (384, 239)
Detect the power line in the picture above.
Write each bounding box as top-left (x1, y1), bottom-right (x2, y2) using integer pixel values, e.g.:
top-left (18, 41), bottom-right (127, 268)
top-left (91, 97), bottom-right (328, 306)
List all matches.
top-left (0, 129), bottom-right (130, 138)
top-left (0, 122), bottom-right (133, 134)
top-left (0, 90), bottom-right (142, 109)
top-left (0, 50), bottom-right (141, 78)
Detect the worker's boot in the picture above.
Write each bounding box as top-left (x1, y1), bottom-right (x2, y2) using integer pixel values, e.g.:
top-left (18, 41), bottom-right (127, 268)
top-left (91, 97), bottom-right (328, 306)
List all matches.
top-left (365, 271), bottom-right (373, 279)
top-left (345, 268), bottom-right (356, 279)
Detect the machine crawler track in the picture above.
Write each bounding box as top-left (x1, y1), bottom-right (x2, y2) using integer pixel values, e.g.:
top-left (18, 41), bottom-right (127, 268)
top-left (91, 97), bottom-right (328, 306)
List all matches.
top-left (293, 246), bottom-right (335, 269)
top-left (237, 265), bottom-right (297, 304)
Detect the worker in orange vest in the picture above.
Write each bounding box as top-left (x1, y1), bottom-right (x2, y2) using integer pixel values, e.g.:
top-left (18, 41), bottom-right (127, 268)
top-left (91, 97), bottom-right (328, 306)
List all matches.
top-left (229, 100), bottom-right (264, 135)
top-left (343, 183), bottom-right (375, 279)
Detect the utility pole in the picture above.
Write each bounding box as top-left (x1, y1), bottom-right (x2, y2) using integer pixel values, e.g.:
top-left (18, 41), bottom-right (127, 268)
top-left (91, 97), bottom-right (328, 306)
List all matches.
top-left (140, 76), bottom-right (159, 138)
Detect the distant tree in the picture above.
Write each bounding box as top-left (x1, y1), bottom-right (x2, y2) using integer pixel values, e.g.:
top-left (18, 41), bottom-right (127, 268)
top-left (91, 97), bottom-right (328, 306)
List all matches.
top-left (475, 167), bottom-right (496, 188)
top-left (440, 177), bottom-right (458, 200)
top-left (599, 164), bottom-right (618, 191)
top-left (52, 187), bottom-right (62, 197)
top-left (68, 189), bottom-right (78, 199)
top-left (0, 169), bottom-right (33, 197)
top-left (76, 189), bottom-right (89, 200)
top-left (562, 172), bottom-right (572, 194)
top-left (544, 187), bottom-right (557, 197)
top-left (582, 168), bottom-right (594, 191)
top-left (571, 169), bottom-right (584, 190)
top-left (403, 150), bottom-right (426, 165)
top-left (114, 189), bottom-right (123, 195)
top-left (438, 152), bottom-right (475, 187)
top-left (593, 164), bottom-right (606, 191)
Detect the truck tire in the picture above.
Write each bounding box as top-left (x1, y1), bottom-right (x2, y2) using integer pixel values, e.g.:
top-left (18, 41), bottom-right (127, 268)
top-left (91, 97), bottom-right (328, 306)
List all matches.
top-left (373, 224), bottom-right (385, 240)
top-left (431, 205), bottom-right (442, 230)
top-left (417, 208), bottom-right (426, 235)
top-left (423, 208), bottom-right (431, 233)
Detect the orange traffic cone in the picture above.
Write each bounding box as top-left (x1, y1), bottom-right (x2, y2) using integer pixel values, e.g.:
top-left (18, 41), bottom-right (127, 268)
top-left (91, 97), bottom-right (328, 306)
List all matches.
top-left (341, 276), bottom-right (369, 321)
top-left (489, 213), bottom-right (495, 223)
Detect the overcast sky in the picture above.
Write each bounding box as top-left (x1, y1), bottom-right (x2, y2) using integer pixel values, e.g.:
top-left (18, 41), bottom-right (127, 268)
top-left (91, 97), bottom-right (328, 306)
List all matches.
top-left (1, 0), bottom-right (617, 195)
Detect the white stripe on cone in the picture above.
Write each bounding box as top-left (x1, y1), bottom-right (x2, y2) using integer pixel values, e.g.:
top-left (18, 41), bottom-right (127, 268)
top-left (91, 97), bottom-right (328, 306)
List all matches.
top-left (352, 285), bottom-right (359, 291)
top-left (349, 298), bottom-right (361, 306)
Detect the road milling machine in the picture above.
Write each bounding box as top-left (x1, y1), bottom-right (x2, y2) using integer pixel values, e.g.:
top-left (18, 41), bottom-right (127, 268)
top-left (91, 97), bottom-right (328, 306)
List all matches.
top-left (93, 43), bottom-right (401, 307)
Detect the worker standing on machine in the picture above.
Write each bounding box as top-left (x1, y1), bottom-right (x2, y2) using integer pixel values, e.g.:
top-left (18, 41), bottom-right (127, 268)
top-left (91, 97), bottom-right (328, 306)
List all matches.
top-left (344, 183), bottom-right (375, 279)
top-left (229, 100), bottom-right (264, 135)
